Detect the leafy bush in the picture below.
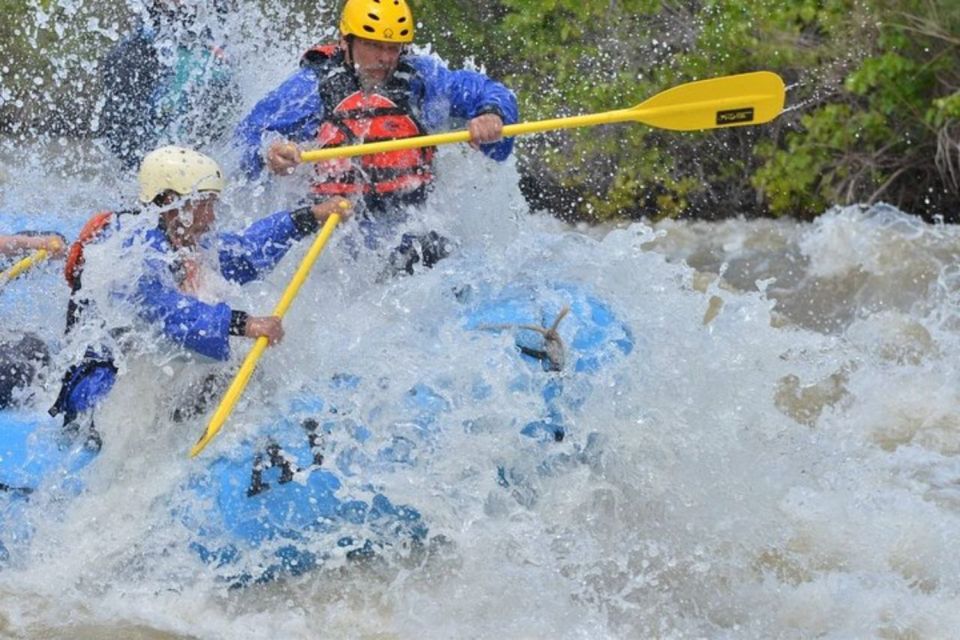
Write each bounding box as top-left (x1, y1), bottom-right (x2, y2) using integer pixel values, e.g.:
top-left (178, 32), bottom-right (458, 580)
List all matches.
top-left (753, 0), bottom-right (960, 219)
top-left (411, 0), bottom-right (857, 220)
top-left (416, 0), bottom-right (958, 221)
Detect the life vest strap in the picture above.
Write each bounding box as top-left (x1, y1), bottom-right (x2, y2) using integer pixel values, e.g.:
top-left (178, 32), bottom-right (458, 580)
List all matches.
top-left (318, 165), bottom-right (433, 184)
top-left (313, 172), bottom-right (434, 196)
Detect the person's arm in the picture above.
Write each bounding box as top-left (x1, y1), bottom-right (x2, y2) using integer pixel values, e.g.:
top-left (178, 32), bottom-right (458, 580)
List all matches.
top-left (233, 68), bottom-right (325, 179)
top-left (0, 234), bottom-right (66, 258)
top-left (408, 55), bottom-right (519, 161)
top-left (134, 267), bottom-right (284, 360)
top-left (218, 199), bottom-right (351, 285)
top-left (135, 268), bottom-right (236, 361)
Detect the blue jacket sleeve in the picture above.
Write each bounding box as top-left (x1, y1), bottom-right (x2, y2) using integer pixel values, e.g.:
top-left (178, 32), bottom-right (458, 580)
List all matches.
top-left (135, 268), bottom-right (234, 361)
top-left (218, 210), bottom-right (311, 285)
top-left (408, 56), bottom-right (519, 162)
top-left (233, 68), bottom-right (324, 179)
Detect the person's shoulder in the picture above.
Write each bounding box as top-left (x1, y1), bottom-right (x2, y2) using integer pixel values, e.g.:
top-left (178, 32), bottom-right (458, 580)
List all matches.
top-left (278, 66), bottom-right (323, 94)
top-left (403, 53), bottom-right (446, 75)
top-left (301, 43), bottom-right (343, 70)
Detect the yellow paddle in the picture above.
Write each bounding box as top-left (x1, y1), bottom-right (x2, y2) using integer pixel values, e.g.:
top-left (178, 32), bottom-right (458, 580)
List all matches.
top-left (190, 206), bottom-right (346, 458)
top-left (300, 71), bottom-right (785, 163)
top-left (0, 250), bottom-right (50, 287)
top-left (191, 72), bottom-right (784, 456)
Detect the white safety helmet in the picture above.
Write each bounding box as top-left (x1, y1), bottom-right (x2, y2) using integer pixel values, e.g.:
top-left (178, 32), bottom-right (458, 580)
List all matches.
top-left (138, 146), bottom-right (225, 204)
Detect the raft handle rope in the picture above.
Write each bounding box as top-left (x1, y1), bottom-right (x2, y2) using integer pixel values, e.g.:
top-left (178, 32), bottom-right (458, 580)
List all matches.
top-left (480, 305), bottom-right (570, 372)
top-left (0, 482), bottom-right (34, 497)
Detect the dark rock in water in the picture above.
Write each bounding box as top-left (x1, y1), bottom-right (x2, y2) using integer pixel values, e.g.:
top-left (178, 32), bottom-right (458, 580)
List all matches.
top-left (379, 231), bottom-right (453, 280)
top-left (0, 333), bottom-right (49, 410)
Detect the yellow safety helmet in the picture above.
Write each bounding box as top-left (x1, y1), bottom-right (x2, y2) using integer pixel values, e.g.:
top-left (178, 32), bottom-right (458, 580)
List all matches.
top-left (138, 146), bottom-right (225, 204)
top-left (340, 0), bottom-right (414, 44)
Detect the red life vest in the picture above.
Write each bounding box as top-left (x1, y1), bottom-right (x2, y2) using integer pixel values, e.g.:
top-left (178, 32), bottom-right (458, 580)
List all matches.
top-left (65, 211), bottom-right (116, 291)
top-left (303, 44), bottom-right (435, 198)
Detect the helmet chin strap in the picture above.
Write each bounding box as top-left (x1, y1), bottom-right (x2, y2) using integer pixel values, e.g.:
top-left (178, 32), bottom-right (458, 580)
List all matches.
top-left (344, 35), bottom-right (355, 68)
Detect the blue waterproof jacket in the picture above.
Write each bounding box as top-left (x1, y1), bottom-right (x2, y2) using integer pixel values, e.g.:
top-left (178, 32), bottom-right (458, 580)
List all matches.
top-left (235, 52), bottom-right (519, 179)
top-left (53, 209), bottom-right (316, 421)
top-left (133, 209), bottom-right (314, 361)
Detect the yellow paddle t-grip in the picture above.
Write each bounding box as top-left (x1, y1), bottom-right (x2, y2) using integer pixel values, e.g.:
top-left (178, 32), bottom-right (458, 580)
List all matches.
top-left (0, 249), bottom-right (50, 286)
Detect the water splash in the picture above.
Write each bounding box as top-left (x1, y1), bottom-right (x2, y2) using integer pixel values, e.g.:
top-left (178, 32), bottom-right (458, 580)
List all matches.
top-left (4, 3), bottom-right (960, 639)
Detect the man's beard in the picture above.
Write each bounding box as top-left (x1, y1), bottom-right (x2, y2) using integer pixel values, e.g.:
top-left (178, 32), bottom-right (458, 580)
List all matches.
top-left (356, 65), bottom-right (395, 92)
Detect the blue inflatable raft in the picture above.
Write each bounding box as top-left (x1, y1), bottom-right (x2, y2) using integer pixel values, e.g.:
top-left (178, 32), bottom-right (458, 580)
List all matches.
top-left (1, 280), bottom-right (635, 583)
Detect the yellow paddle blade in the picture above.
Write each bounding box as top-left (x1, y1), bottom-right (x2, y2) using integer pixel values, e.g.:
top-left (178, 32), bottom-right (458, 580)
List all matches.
top-left (627, 71), bottom-right (786, 131)
top-left (190, 212), bottom-right (343, 458)
top-left (299, 71), bottom-right (786, 164)
top-left (0, 250), bottom-right (49, 287)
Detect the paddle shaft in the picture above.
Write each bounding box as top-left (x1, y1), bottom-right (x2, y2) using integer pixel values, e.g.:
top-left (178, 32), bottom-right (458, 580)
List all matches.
top-left (299, 77), bottom-right (785, 164)
top-left (190, 213), bottom-right (342, 458)
top-left (0, 250), bottom-right (49, 286)
top-left (301, 111), bottom-right (631, 163)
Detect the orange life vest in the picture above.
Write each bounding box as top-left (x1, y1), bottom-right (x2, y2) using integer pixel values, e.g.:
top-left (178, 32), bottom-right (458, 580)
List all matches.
top-left (65, 209), bottom-right (201, 293)
top-left (302, 44), bottom-right (435, 198)
top-left (65, 211), bottom-right (116, 291)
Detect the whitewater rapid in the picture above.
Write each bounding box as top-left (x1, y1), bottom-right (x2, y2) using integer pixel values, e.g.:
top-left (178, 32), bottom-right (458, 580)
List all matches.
top-left (5, 140), bottom-right (960, 638)
top-left (4, 3), bottom-right (960, 638)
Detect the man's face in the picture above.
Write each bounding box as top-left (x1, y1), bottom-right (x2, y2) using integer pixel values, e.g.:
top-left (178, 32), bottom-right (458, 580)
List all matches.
top-left (170, 192), bottom-right (218, 247)
top-left (344, 36), bottom-right (403, 89)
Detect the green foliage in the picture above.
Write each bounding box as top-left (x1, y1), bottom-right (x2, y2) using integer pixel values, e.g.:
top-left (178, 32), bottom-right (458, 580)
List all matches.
top-left (0, 0), bottom-right (129, 135)
top-left (754, 105), bottom-right (888, 215)
top-left (932, 92), bottom-right (960, 125)
top-left (417, 0), bottom-right (878, 220)
top-left (755, 0), bottom-right (960, 218)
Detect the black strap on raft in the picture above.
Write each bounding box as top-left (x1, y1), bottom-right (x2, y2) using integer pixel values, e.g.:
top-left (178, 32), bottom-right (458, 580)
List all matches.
top-left (0, 482), bottom-right (34, 497)
top-left (247, 441), bottom-right (298, 497)
top-left (302, 418), bottom-right (325, 466)
top-left (246, 419), bottom-right (326, 497)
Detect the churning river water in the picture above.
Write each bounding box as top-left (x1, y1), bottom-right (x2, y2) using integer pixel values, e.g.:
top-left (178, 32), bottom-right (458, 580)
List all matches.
top-left (4, 4), bottom-right (960, 639)
top-left (5, 146), bottom-right (960, 639)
